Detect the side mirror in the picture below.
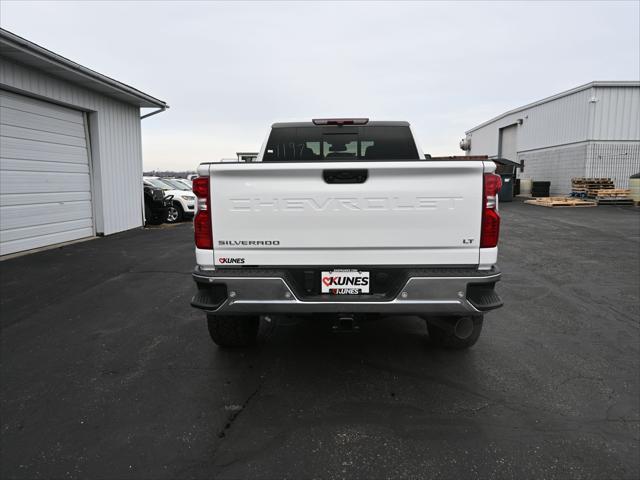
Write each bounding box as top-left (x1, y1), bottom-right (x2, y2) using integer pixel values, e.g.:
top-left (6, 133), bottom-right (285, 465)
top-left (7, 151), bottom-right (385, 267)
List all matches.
top-left (519, 159), bottom-right (525, 172)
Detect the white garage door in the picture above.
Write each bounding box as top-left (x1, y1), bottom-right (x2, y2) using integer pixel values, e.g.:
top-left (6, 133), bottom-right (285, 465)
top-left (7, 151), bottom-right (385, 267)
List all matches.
top-left (0, 90), bottom-right (94, 256)
top-left (499, 124), bottom-right (518, 162)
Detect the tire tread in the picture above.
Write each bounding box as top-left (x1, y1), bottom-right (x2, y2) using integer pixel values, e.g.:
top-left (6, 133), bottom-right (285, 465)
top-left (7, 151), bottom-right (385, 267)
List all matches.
top-left (207, 315), bottom-right (259, 347)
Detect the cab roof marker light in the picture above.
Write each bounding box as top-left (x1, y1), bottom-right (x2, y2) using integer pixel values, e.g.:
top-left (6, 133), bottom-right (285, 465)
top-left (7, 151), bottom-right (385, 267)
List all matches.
top-left (312, 118), bottom-right (369, 126)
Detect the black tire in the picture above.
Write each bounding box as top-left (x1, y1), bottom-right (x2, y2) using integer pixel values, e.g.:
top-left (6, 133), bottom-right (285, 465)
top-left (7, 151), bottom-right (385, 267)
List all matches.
top-left (426, 315), bottom-right (483, 349)
top-left (206, 314), bottom-right (259, 347)
top-left (166, 203), bottom-right (184, 223)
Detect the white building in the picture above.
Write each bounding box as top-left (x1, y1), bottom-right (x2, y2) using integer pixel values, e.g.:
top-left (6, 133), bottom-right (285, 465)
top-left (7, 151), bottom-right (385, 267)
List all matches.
top-left (0, 29), bottom-right (167, 256)
top-left (462, 81), bottom-right (640, 194)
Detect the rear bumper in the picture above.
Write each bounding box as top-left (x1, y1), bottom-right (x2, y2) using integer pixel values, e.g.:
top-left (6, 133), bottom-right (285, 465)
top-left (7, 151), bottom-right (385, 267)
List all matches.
top-left (191, 267), bottom-right (502, 316)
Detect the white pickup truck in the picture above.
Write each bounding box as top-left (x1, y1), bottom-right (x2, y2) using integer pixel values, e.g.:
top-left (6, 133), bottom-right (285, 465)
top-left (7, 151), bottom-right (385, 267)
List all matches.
top-left (191, 119), bottom-right (503, 349)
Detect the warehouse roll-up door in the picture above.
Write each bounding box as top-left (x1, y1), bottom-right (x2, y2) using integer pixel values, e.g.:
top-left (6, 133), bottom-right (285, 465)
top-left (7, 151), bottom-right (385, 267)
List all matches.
top-left (0, 90), bottom-right (94, 256)
top-left (499, 124), bottom-right (518, 162)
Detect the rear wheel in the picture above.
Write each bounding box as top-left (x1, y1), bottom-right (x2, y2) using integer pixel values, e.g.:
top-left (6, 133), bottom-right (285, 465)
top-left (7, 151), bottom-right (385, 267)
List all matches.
top-left (426, 315), bottom-right (483, 349)
top-left (166, 203), bottom-right (183, 223)
top-left (206, 314), bottom-right (259, 347)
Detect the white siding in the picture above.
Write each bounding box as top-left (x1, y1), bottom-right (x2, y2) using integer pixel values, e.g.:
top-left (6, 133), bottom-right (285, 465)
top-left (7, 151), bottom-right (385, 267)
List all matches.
top-left (467, 84), bottom-right (640, 192)
top-left (467, 85), bottom-right (640, 157)
top-left (591, 87), bottom-right (640, 140)
top-left (468, 87), bottom-right (594, 157)
top-left (465, 124), bottom-right (497, 158)
top-left (0, 58), bottom-right (143, 236)
top-left (518, 88), bottom-right (592, 152)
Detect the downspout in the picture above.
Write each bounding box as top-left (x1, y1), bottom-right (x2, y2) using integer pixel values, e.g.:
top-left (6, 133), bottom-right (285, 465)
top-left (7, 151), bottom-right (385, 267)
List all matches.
top-left (139, 105), bottom-right (167, 226)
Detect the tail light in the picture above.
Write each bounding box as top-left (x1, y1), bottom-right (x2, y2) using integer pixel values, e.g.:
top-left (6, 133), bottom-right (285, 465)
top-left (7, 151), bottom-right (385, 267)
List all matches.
top-left (193, 177), bottom-right (213, 249)
top-left (481, 173), bottom-right (502, 248)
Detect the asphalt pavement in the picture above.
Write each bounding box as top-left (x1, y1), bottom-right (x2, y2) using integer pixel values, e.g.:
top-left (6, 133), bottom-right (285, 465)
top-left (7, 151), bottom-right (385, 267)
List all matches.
top-left (1, 201), bottom-right (639, 479)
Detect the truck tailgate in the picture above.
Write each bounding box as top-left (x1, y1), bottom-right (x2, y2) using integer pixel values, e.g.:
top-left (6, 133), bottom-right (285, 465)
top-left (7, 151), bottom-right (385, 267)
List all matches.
top-left (208, 161), bottom-right (484, 266)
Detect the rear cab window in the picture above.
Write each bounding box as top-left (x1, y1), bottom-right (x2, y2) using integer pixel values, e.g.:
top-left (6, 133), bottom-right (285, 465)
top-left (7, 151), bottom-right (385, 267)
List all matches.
top-left (263, 124), bottom-right (419, 162)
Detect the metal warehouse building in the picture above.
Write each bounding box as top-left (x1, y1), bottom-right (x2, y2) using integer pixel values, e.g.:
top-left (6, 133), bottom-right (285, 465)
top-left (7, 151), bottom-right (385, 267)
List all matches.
top-left (462, 81), bottom-right (640, 194)
top-left (0, 29), bottom-right (167, 256)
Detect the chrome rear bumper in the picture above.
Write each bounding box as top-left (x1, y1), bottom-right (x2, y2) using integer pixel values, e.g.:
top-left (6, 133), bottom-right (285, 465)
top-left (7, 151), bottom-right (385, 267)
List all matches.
top-left (191, 268), bottom-right (502, 315)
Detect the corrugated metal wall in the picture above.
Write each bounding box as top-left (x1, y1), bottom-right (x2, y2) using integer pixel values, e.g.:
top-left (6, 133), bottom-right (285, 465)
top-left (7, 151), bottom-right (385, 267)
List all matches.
top-left (0, 58), bottom-right (143, 236)
top-left (468, 87), bottom-right (594, 157)
top-left (467, 85), bottom-right (640, 157)
top-left (519, 88), bottom-right (593, 152)
top-left (591, 87), bottom-right (640, 140)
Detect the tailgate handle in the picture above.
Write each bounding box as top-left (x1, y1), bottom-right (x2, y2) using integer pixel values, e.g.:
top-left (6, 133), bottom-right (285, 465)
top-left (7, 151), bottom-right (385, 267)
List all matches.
top-left (323, 169), bottom-right (368, 184)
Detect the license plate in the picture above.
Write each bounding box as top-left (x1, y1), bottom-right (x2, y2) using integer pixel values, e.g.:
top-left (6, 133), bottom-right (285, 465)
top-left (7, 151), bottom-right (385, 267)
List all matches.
top-left (321, 270), bottom-right (370, 295)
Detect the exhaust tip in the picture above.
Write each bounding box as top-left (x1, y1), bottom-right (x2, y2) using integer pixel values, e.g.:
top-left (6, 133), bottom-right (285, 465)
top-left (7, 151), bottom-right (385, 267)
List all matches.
top-left (454, 317), bottom-right (474, 340)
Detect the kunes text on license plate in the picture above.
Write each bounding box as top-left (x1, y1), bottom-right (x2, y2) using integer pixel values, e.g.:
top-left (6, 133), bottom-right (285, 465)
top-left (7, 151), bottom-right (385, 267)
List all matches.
top-left (321, 270), bottom-right (370, 294)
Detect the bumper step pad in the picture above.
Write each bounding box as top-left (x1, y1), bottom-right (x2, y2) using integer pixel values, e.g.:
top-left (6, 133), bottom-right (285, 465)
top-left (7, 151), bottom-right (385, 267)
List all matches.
top-left (466, 284), bottom-right (503, 311)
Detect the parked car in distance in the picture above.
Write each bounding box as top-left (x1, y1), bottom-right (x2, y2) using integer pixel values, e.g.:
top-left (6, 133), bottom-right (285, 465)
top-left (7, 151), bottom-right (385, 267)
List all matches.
top-left (175, 178), bottom-right (193, 189)
top-left (162, 177), bottom-right (192, 190)
top-left (190, 118), bottom-right (503, 349)
top-left (143, 176), bottom-right (196, 223)
top-left (143, 183), bottom-right (172, 225)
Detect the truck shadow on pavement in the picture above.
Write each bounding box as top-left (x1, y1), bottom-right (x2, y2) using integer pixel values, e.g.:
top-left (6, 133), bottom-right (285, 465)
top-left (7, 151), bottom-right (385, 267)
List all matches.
top-left (200, 314), bottom-right (499, 478)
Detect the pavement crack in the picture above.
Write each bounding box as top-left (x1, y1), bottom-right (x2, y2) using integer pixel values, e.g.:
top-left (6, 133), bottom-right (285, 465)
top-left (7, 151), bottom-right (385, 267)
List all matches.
top-left (216, 380), bottom-right (263, 440)
top-left (555, 374), bottom-right (604, 388)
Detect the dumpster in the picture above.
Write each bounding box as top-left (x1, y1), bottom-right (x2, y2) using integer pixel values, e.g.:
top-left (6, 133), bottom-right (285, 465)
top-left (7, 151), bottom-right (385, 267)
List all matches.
top-left (493, 158), bottom-right (520, 202)
top-left (531, 181), bottom-right (551, 197)
top-left (499, 175), bottom-right (514, 201)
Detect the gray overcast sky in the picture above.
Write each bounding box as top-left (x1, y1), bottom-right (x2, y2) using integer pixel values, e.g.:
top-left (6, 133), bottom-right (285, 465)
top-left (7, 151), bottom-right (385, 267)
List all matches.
top-left (1, 1), bottom-right (639, 170)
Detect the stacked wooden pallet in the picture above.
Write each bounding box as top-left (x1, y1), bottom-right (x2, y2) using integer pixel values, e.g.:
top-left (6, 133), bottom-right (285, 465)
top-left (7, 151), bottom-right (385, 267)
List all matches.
top-left (571, 178), bottom-right (615, 197)
top-left (592, 189), bottom-right (634, 205)
top-left (524, 197), bottom-right (597, 208)
top-left (570, 178), bottom-right (634, 204)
